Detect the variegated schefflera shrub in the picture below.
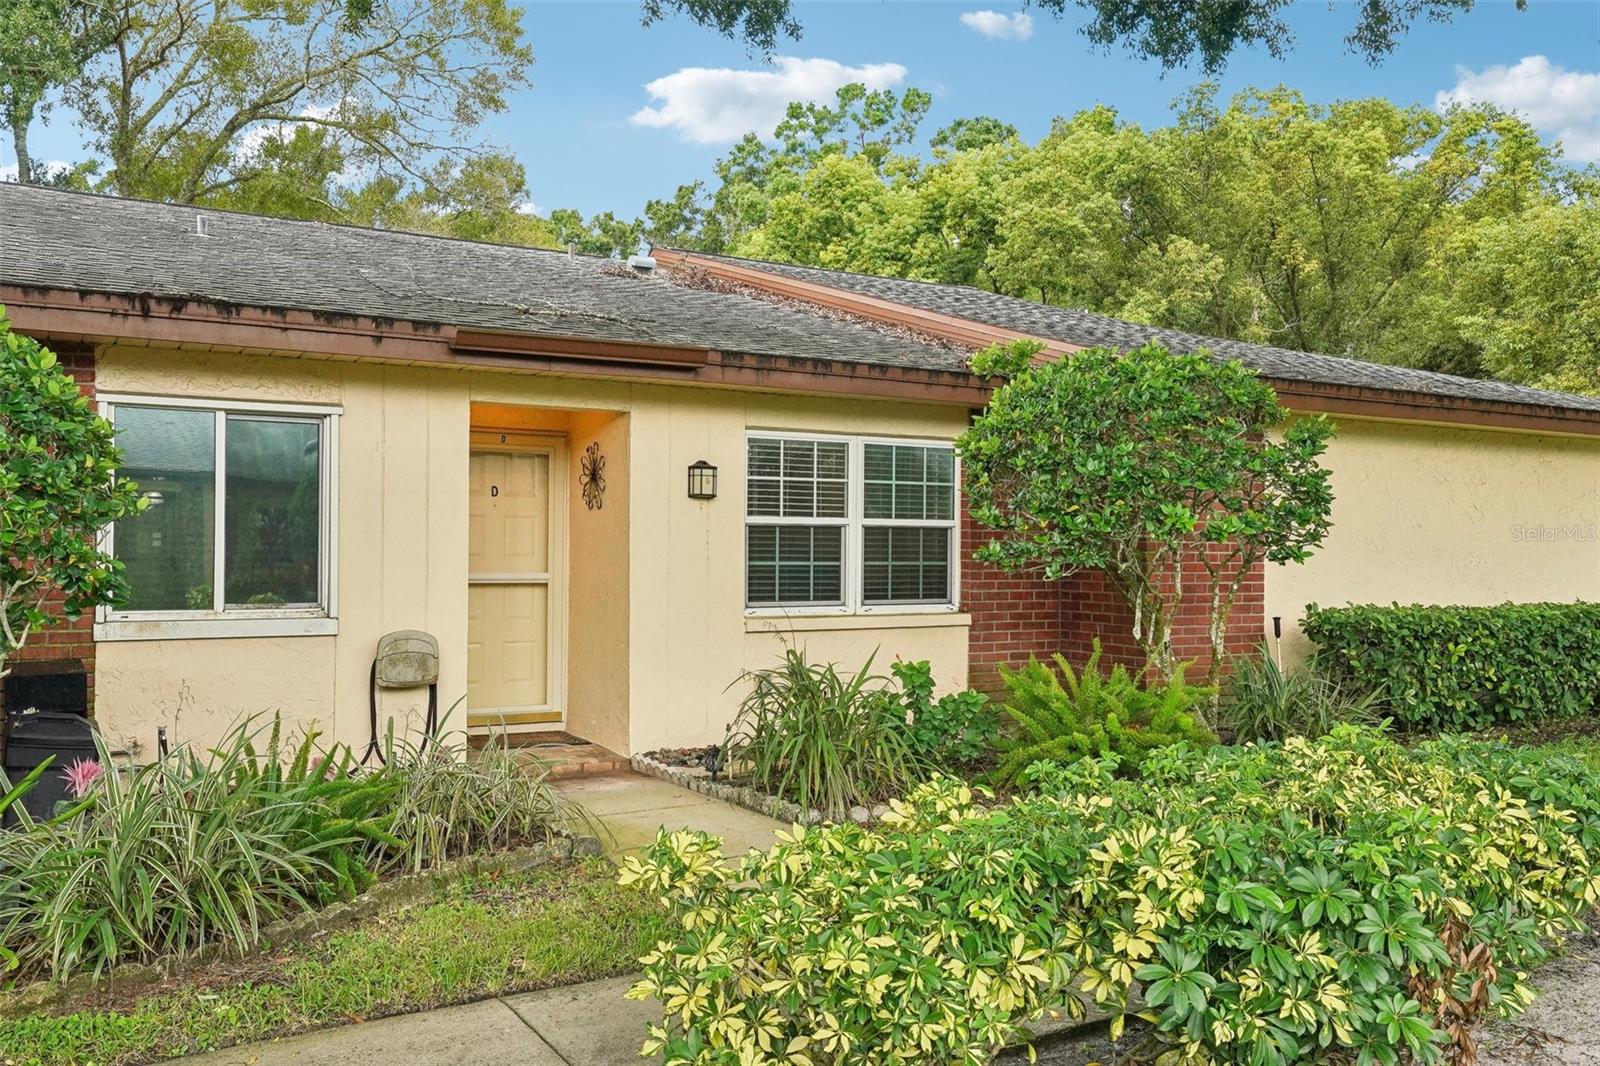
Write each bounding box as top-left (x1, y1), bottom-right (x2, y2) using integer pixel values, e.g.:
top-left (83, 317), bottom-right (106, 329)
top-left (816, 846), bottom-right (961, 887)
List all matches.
top-left (619, 727), bottom-right (1600, 1066)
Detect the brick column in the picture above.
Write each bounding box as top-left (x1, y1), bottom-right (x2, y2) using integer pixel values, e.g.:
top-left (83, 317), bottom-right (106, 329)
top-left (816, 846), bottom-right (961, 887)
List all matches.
top-left (6, 345), bottom-right (98, 711)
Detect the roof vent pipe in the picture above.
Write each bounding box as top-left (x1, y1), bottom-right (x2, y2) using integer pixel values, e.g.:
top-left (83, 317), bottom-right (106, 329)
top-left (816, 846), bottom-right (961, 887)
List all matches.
top-left (627, 254), bottom-right (656, 274)
top-left (195, 214), bottom-right (210, 237)
top-left (566, 241), bottom-right (575, 258)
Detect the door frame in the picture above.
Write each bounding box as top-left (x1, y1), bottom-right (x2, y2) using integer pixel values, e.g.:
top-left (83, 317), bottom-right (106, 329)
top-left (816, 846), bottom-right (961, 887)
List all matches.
top-left (467, 430), bottom-right (569, 731)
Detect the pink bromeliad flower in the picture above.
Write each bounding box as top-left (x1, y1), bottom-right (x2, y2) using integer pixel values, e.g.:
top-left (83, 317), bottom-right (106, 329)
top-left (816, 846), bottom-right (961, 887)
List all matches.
top-left (63, 758), bottom-right (105, 798)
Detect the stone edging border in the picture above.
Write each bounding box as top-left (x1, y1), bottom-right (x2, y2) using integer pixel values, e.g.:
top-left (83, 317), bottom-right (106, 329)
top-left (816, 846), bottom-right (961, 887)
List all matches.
top-left (630, 753), bottom-right (889, 826)
top-left (1, 833), bottom-right (603, 1018)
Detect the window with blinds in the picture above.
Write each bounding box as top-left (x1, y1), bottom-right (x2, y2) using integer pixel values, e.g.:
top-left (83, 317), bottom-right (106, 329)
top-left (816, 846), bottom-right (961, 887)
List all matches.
top-left (745, 434), bottom-right (957, 611)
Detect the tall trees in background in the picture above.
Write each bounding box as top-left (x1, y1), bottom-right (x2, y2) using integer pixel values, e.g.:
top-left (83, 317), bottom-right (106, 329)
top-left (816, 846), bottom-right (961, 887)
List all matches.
top-left (649, 82), bottom-right (1598, 395)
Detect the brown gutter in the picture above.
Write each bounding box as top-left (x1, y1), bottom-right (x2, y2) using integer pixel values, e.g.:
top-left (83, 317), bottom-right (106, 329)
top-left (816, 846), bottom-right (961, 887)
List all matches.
top-left (654, 249), bottom-right (1600, 440)
top-left (651, 247), bottom-right (1083, 359)
top-left (2, 284), bottom-right (991, 406)
top-left (1274, 382), bottom-right (1600, 439)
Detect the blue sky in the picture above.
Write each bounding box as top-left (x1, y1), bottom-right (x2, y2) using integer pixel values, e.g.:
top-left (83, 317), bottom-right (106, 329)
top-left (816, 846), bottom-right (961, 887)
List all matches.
top-left (15, 0), bottom-right (1600, 217)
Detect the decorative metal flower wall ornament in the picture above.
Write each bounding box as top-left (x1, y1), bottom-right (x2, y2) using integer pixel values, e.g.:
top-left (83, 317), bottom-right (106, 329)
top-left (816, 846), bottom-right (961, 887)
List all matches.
top-left (580, 441), bottom-right (606, 510)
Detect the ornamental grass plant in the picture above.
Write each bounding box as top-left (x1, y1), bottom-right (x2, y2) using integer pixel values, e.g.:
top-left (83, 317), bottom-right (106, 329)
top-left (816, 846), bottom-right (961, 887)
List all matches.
top-left (722, 648), bottom-right (927, 821)
top-left (0, 715), bottom-right (578, 984)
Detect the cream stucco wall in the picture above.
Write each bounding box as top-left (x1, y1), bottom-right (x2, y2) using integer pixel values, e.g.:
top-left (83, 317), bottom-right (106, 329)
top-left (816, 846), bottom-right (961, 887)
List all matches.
top-left (92, 347), bottom-right (973, 758)
top-left (619, 386), bottom-right (971, 752)
top-left (94, 348), bottom-right (468, 757)
top-left (1267, 416), bottom-right (1600, 666)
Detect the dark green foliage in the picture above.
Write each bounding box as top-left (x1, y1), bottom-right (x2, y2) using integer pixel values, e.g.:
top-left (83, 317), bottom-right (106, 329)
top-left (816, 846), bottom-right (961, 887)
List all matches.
top-left (991, 641), bottom-right (1215, 786)
top-left (725, 648), bottom-right (927, 820)
top-left (1302, 602), bottom-right (1600, 730)
top-left (1, 310), bottom-right (144, 669)
top-left (628, 727), bottom-right (1600, 1065)
top-left (960, 341), bottom-right (1333, 698)
top-left (891, 659), bottom-right (999, 770)
top-left (1218, 644), bottom-right (1383, 742)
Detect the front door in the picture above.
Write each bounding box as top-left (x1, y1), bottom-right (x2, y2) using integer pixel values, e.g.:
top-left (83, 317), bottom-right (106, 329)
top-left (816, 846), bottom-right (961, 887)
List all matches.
top-left (467, 448), bottom-right (562, 729)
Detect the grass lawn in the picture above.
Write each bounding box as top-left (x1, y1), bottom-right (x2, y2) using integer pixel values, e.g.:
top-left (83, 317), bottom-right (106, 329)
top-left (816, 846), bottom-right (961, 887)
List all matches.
top-left (0, 857), bottom-right (665, 1066)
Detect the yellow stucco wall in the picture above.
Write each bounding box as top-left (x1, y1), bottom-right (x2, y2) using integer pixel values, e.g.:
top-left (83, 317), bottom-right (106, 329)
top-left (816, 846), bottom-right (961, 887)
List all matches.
top-left (1266, 417), bottom-right (1600, 666)
top-left (92, 347), bottom-right (972, 757)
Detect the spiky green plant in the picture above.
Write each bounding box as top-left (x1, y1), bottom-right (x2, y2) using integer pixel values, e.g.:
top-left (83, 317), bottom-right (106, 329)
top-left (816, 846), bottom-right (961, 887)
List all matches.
top-left (381, 717), bottom-right (587, 874)
top-left (0, 718), bottom-right (400, 981)
top-left (724, 648), bottom-right (927, 821)
top-left (992, 640), bottom-right (1215, 787)
top-left (1218, 646), bottom-right (1383, 743)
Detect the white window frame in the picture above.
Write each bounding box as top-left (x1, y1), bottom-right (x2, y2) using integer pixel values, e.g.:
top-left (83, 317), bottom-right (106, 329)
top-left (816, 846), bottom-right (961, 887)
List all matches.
top-left (94, 393), bottom-right (341, 641)
top-left (744, 430), bottom-right (960, 617)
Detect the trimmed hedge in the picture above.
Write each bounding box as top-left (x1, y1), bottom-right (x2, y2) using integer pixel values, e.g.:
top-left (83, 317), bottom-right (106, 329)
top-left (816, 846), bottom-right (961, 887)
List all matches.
top-left (1302, 601), bottom-right (1600, 729)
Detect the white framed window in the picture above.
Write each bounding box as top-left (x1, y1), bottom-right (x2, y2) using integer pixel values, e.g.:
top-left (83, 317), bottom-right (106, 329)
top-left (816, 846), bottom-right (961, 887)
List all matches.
top-left (745, 431), bottom-right (959, 614)
top-left (96, 394), bottom-right (339, 640)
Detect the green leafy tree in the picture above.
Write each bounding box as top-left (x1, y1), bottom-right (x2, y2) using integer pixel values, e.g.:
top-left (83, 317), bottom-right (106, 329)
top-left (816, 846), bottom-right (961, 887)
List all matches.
top-left (670, 83), bottom-right (1594, 395)
top-left (639, 0), bottom-right (1526, 70)
top-left (959, 340), bottom-right (1334, 709)
top-left (0, 0), bottom-right (114, 184)
top-left (69, 0), bottom-right (531, 205)
top-left (0, 311), bottom-right (144, 677)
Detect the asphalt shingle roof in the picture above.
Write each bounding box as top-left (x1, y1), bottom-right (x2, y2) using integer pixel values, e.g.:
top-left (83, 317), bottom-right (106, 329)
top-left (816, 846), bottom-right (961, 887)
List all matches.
top-left (0, 184), bottom-right (969, 373)
top-left (683, 252), bottom-right (1600, 415)
top-left (6, 184), bottom-right (1597, 415)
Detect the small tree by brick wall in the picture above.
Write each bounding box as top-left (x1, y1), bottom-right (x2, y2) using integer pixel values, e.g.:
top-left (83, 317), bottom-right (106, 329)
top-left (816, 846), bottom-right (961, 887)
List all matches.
top-left (1, 313), bottom-right (138, 701)
top-left (959, 340), bottom-right (1333, 723)
top-left (6, 346), bottom-right (100, 706)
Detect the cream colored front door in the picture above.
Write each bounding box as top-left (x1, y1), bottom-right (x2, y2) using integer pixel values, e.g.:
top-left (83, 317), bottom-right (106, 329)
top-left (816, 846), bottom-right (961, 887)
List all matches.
top-left (467, 449), bottom-right (562, 728)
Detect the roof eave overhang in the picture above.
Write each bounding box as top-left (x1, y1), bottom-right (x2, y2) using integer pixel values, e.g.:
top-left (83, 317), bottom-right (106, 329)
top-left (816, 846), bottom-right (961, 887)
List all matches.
top-left (0, 284), bottom-right (992, 406)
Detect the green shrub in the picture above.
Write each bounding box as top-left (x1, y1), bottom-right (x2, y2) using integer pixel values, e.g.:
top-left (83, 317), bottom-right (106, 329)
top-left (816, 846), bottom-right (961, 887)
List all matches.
top-left (990, 640), bottom-right (1215, 786)
top-left (724, 648), bottom-right (927, 821)
top-left (1218, 644), bottom-right (1382, 742)
top-left (622, 728), bottom-right (1600, 1066)
top-left (0, 716), bottom-right (578, 983)
top-left (891, 659), bottom-right (998, 770)
top-left (1302, 601), bottom-right (1600, 729)
top-left (0, 720), bottom-right (399, 982)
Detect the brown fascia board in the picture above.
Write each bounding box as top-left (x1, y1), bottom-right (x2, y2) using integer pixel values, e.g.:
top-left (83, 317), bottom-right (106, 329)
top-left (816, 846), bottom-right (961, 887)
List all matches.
top-left (650, 247), bottom-right (1083, 359)
top-left (1, 284), bottom-right (992, 406)
top-left (654, 249), bottom-right (1600, 439)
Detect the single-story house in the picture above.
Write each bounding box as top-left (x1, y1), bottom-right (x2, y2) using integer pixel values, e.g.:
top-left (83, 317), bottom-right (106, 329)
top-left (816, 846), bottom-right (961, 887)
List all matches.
top-left (4, 183), bottom-right (1598, 760)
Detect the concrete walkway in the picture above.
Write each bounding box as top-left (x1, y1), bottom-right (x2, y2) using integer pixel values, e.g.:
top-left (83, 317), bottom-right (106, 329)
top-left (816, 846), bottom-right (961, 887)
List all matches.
top-left (183, 975), bottom-right (656, 1065)
top-left (555, 769), bottom-right (784, 857)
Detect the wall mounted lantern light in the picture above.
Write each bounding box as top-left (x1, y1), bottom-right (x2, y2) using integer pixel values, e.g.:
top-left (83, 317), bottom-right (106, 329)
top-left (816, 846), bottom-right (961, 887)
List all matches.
top-left (687, 459), bottom-right (718, 500)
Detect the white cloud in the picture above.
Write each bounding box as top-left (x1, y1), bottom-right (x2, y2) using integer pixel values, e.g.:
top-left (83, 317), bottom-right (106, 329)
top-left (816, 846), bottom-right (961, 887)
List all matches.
top-left (959, 10), bottom-right (1034, 41)
top-left (1436, 55), bottom-right (1600, 162)
top-left (630, 56), bottom-right (908, 144)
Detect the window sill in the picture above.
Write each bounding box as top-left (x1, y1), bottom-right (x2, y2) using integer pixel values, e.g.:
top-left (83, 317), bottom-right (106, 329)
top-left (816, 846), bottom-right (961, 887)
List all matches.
top-left (744, 611), bottom-right (971, 634)
top-left (94, 616), bottom-right (339, 642)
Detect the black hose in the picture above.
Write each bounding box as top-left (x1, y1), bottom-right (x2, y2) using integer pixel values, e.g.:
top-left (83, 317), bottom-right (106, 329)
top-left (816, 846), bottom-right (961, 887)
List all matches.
top-left (361, 660), bottom-right (385, 767)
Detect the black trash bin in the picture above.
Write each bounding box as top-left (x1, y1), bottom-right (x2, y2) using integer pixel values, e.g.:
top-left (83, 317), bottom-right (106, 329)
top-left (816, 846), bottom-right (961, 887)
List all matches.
top-left (3, 710), bottom-right (98, 826)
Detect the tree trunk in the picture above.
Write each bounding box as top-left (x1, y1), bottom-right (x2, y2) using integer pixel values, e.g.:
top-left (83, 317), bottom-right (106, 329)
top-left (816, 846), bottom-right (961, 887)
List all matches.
top-left (9, 107), bottom-right (34, 185)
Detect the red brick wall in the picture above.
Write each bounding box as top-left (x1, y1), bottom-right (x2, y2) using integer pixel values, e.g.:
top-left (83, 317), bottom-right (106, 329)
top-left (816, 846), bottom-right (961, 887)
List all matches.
top-left (962, 508), bottom-right (1265, 692)
top-left (7, 346), bottom-right (98, 709)
top-left (961, 509), bottom-right (1067, 695)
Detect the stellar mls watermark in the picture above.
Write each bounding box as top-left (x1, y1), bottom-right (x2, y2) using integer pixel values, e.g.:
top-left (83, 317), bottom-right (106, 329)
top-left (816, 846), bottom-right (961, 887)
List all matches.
top-left (1509, 523), bottom-right (1598, 543)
